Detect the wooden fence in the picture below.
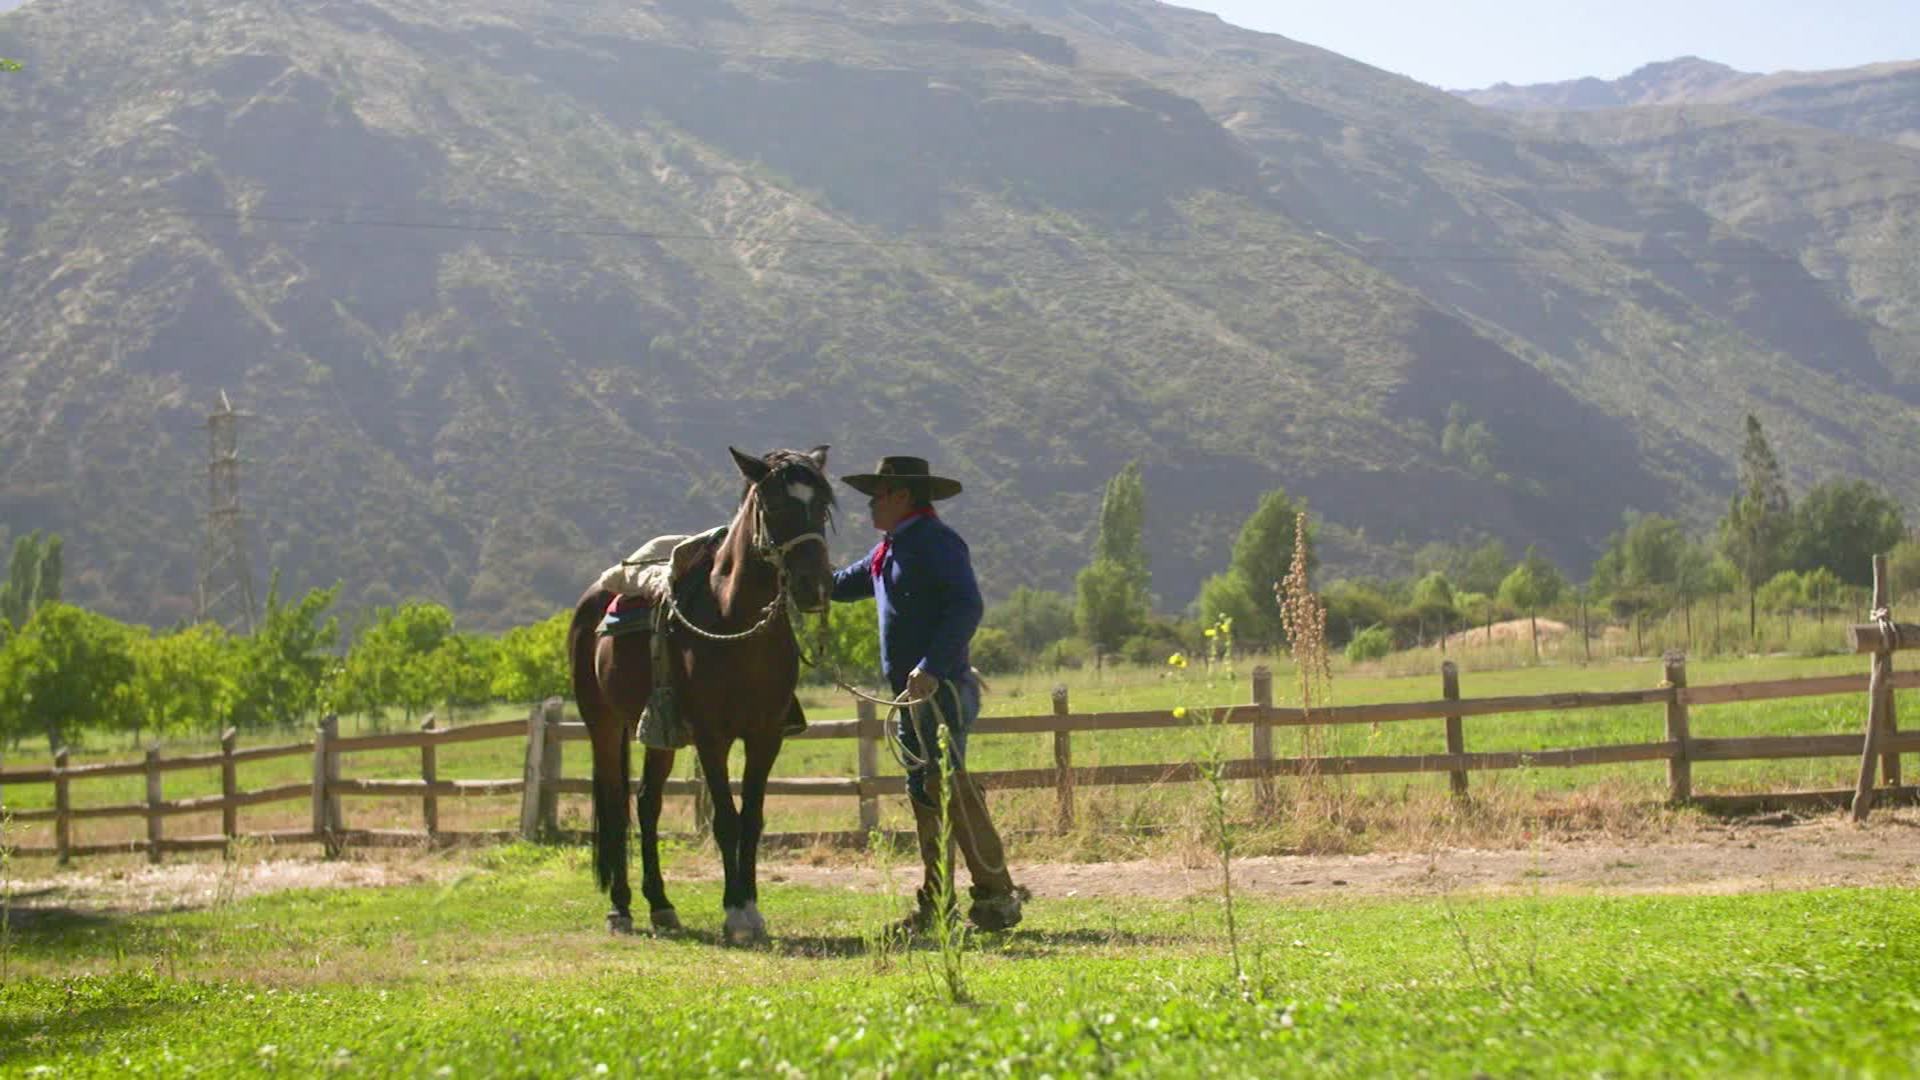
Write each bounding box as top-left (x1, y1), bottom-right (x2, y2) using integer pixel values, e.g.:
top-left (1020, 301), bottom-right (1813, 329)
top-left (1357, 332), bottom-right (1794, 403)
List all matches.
top-left (4, 648), bottom-right (1919, 863)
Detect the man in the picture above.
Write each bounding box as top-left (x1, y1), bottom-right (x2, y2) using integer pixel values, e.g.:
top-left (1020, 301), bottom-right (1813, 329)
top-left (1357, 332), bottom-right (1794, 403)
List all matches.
top-left (832, 456), bottom-right (1022, 933)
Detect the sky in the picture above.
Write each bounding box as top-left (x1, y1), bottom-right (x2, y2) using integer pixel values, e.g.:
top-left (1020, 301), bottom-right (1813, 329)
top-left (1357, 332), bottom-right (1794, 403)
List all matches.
top-left (1183, 1), bottom-right (1920, 89)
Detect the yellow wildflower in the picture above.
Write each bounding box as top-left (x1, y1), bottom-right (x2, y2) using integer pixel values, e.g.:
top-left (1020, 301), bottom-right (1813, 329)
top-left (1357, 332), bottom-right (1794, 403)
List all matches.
top-left (1204, 628), bottom-right (1217, 639)
top-left (1172, 706), bottom-right (1188, 719)
top-left (1168, 652), bottom-right (1188, 669)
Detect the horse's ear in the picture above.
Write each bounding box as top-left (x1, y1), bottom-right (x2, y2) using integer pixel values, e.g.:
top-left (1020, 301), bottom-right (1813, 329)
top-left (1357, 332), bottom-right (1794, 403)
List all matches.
top-left (729, 446), bottom-right (770, 482)
top-left (806, 445), bottom-right (830, 470)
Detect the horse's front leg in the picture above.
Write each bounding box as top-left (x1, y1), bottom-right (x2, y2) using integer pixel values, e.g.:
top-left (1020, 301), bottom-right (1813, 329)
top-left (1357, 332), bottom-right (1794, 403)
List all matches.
top-left (727, 732), bottom-right (781, 945)
top-left (637, 746), bottom-right (680, 931)
top-left (692, 737), bottom-right (749, 941)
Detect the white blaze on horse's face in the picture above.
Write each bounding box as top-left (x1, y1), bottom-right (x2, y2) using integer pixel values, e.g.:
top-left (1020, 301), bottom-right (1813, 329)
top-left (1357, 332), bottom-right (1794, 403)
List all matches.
top-left (788, 480), bottom-right (817, 507)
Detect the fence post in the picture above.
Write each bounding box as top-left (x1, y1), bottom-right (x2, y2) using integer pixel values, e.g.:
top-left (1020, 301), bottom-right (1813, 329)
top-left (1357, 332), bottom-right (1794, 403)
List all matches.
top-left (53, 747), bottom-right (70, 866)
top-left (1251, 667), bottom-right (1274, 812)
top-left (1052, 685), bottom-right (1073, 833)
top-left (144, 745), bottom-right (164, 864)
top-left (1663, 652), bottom-right (1691, 804)
top-left (1442, 661), bottom-right (1467, 799)
top-left (420, 713), bottom-right (439, 843)
top-left (539, 699), bottom-right (565, 837)
top-left (220, 728), bottom-right (238, 845)
top-left (1854, 555), bottom-right (1895, 820)
top-left (314, 715), bottom-right (342, 856)
top-left (520, 701), bottom-right (547, 841)
top-left (1878, 571), bottom-right (1903, 787)
top-left (856, 697), bottom-right (880, 837)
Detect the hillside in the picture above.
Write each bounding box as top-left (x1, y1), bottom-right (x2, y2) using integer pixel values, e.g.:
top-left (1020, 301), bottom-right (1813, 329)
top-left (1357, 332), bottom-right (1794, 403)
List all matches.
top-left (1462, 56), bottom-right (1920, 148)
top-left (1526, 106), bottom-right (1920, 347)
top-left (1, 0), bottom-right (1916, 629)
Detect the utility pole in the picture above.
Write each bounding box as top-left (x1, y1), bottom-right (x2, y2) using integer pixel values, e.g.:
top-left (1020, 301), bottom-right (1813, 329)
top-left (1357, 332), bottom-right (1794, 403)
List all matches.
top-left (197, 390), bottom-right (258, 633)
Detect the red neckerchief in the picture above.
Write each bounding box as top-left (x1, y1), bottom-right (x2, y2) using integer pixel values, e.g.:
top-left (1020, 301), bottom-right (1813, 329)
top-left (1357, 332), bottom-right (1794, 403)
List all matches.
top-left (871, 508), bottom-right (938, 578)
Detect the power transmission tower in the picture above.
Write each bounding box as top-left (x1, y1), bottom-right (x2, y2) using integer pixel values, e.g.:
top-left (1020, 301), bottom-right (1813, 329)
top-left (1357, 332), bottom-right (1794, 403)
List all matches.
top-left (197, 390), bottom-right (258, 633)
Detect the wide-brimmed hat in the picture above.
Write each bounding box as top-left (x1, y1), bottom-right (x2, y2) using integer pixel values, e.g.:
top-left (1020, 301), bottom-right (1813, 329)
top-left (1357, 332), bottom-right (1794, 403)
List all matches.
top-left (839, 456), bottom-right (963, 501)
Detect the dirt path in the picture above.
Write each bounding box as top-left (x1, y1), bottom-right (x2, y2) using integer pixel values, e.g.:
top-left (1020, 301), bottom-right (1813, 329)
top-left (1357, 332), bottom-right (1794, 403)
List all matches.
top-left (9, 811), bottom-right (1920, 915)
top-left (761, 809), bottom-right (1920, 900)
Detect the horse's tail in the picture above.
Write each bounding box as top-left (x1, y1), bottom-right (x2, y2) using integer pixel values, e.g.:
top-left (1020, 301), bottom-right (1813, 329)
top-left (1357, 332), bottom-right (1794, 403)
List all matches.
top-left (569, 587), bottom-right (627, 895)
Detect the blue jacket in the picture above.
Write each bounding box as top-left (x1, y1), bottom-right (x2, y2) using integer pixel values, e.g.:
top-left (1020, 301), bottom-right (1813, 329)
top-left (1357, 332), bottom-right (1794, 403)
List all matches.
top-left (831, 513), bottom-right (983, 693)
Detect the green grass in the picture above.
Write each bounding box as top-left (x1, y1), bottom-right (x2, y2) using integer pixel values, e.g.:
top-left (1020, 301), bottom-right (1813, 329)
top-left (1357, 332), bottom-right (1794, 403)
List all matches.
top-left (6, 845), bottom-right (1920, 1076)
top-left (3, 651), bottom-right (1904, 853)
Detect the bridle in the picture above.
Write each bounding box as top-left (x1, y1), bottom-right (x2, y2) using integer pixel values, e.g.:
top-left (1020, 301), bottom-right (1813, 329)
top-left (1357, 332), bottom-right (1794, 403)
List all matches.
top-left (662, 461), bottom-right (831, 644)
top-left (662, 456), bottom-right (948, 730)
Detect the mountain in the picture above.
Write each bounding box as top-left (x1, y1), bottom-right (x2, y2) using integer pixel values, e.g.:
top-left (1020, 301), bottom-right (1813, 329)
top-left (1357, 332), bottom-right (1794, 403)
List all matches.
top-left (1462, 56), bottom-right (1920, 149)
top-left (1525, 106), bottom-right (1920, 348)
top-left (1, 0), bottom-right (1916, 630)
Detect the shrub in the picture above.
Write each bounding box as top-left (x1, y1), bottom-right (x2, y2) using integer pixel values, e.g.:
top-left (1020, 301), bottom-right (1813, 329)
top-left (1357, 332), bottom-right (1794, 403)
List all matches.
top-left (1344, 624), bottom-right (1394, 664)
top-left (970, 627), bottom-right (1021, 674)
top-left (1035, 637), bottom-right (1091, 670)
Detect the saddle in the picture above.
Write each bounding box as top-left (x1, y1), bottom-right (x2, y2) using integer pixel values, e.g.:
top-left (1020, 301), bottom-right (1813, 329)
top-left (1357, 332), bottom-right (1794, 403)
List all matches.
top-left (592, 527), bottom-right (726, 749)
top-left (595, 526), bottom-right (729, 634)
top-left (589, 525), bottom-right (805, 748)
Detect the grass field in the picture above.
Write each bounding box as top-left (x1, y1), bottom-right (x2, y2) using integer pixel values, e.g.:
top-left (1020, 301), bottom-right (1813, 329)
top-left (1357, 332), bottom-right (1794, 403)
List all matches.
top-left (2, 650), bottom-right (1907, 859)
top-left (5, 844), bottom-right (1920, 1076)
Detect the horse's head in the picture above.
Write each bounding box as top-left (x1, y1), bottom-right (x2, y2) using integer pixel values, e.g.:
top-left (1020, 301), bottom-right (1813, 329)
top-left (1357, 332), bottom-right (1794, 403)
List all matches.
top-left (731, 445), bottom-right (835, 614)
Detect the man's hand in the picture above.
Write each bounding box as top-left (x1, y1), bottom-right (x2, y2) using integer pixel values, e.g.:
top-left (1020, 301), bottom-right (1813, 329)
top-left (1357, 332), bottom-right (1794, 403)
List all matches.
top-left (905, 668), bottom-right (939, 701)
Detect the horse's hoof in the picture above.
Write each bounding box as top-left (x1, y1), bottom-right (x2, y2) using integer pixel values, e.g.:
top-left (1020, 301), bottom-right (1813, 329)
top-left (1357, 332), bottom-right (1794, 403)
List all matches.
top-left (723, 904), bottom-right (767, 946)
top-left (607, 912), bottom-right (635, 935)
top-left (650, 908), bottom-right (682, 932)
top-left (725, 924), bottom-right (768, 947)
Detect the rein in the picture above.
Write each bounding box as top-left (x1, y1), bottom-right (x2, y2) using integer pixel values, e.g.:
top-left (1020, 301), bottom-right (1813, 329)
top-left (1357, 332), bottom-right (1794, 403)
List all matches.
top-left (657, 461), bottom-right (941, 730)
top-left (662, 478), bottom-right (827, 644)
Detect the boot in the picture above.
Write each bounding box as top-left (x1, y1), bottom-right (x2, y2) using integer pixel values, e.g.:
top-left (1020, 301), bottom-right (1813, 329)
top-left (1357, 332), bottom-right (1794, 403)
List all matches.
top-left (946, 769), bottom-right (1016, 899)
top-left (887, 885), bottom-right (955, 940)
top-left (968, 884), bottom-right (1023, 932)
top-left (913, 770), bottom-right (1022, 932)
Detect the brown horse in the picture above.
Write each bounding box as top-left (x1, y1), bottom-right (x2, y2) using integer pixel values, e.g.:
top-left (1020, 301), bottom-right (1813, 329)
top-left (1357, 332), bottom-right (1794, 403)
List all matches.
top-left (568, 446), bottom-right (835, 942)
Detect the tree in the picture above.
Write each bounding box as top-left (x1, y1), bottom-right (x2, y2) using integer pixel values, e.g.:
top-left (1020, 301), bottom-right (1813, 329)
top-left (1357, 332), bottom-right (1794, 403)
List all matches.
top-left (1593, 513), bottom-right (1691, 652)
top-left (1440, 402), bottom-right (1499, 477)
top-left (416, 632), bottom-right (497, 713)
top-left (1096, 461), bottom-right (1148, 581)
top-left (1889, 540), bottom-right (1920, 599)
top-left (1, 531), bottom-right (63, 631)
top-left (1322, 580), bottom-right (1396, 646)
top-left (1194, 570), bottom-right (1265, 650)
top-left (1719, 414), bottom-right (1793, 641)
top-left (130, 624), bottom-right (239, 738)
top-left (982, 587), bottom-right (1075, 658)
top-left (0, 60), bottom-right (20, 74)
top-left (1075, 558), bottom-right (1148, 655)
top-left (1801, 566), bottom-right (1844, 628)
top-left (491, 610), bottom-right (571, 702)
top-left (1756, 571), bottom-right (1805, 646)
top-left (1226, 489), bottom-right (1313, 646)
top-left (1788, 479), bottom-right (1906, 586)
top-left (331, 600), bottom-right (454, 725)
top-left (1670, 541), bottom-right (1721, 651)
top-left (1407, 572), bottom-right (1457, 645)
top-left (969, 627), bottom-right (1021, 674)
top-left (0, 603), bottom-right (140, 749)
top-left (230, 574), bottom-right (340, 731)
top-left (1498, 547), bottom-right (1565, 661)
top-left (1413, 538), bottom-right (1509, 596)
top-left (818, 599), bottom-right (881, 684)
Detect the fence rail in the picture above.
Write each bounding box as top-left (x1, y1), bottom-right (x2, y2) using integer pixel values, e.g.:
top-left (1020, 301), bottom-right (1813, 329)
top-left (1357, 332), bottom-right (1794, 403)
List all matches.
top-left (4, 655), bottom-right (1917, 862)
